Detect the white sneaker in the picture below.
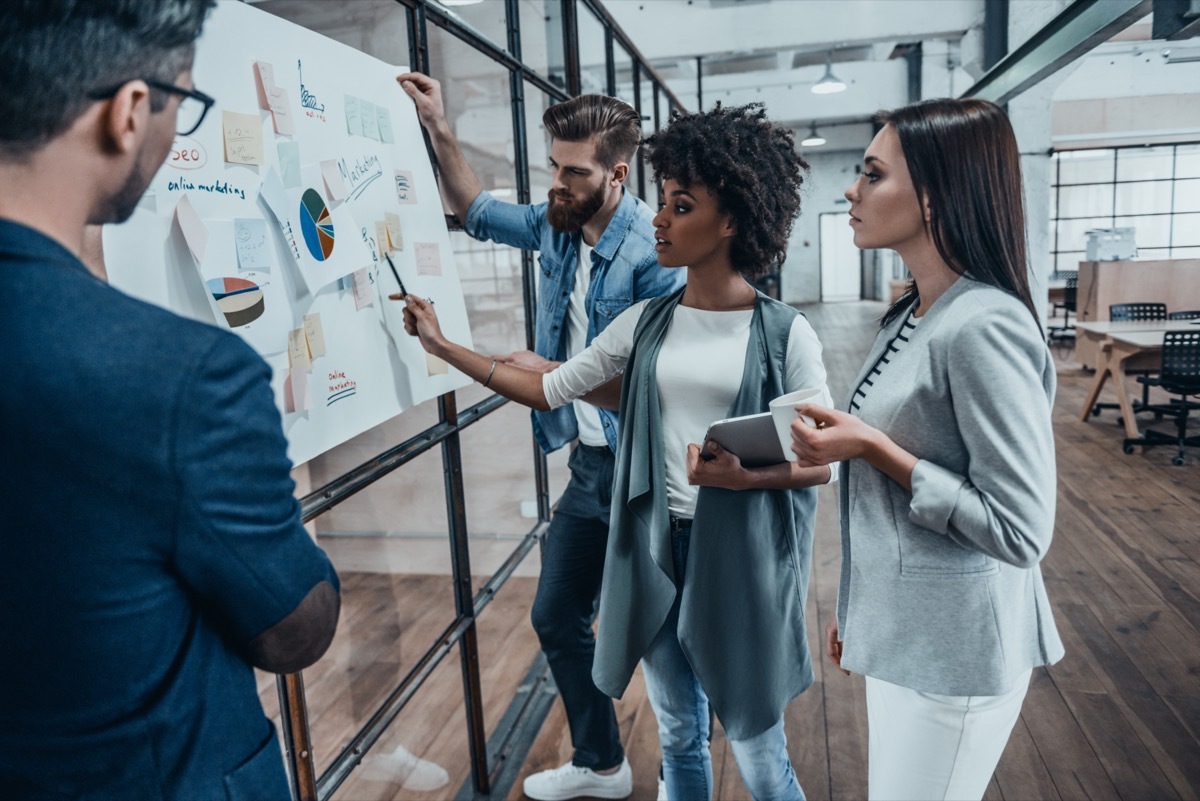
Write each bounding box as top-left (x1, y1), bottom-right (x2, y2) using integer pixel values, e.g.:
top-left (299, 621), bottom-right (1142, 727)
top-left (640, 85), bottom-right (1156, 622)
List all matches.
top-left (522, 758), bottom-right (633, 801)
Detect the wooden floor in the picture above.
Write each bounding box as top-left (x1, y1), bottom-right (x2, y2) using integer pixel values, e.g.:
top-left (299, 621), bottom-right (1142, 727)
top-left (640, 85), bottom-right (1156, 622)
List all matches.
top-left (272, 300), bottom-right (1200, 800)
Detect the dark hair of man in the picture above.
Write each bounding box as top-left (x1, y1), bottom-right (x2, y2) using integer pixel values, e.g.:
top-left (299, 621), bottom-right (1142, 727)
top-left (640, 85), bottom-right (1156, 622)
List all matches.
top-left (644, 103), bottom-right (807, 280)
top-left (0, 0), bottom-right (214, 161)
top-left (542, 94), bottom-right (643, 169)
top-left (877, 98), bottom-right (1039, 328)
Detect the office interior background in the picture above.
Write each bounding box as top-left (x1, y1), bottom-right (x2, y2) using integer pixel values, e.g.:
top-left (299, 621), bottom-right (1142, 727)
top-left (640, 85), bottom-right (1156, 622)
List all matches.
top-left (236, 1), bottom-right (1200, 799)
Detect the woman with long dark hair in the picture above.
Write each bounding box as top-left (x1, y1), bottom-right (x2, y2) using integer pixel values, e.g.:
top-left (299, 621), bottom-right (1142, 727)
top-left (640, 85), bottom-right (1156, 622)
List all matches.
top-left (402, 104), bottom-right (832, 801)
top-left (789, 98), bottom-right (1064, 800)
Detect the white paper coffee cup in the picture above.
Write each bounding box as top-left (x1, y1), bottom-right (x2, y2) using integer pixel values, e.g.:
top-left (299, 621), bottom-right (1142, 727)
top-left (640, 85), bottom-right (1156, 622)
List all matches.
top-left (768, 388), bottom-right (825, 463)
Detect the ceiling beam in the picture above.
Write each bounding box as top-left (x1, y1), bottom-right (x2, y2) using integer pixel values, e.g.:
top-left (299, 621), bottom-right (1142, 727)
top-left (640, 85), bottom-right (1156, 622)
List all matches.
top-left (1152, 0), bottom-right (1200, 39)
top-left (962, 0), bottom-right (1152, 104)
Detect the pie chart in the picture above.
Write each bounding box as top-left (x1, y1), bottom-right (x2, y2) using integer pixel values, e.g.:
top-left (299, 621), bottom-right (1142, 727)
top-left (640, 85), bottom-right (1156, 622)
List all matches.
top-left (299, 188), bottom-right (335, 261)
top-left (207, 276), bottom-right (265, 327)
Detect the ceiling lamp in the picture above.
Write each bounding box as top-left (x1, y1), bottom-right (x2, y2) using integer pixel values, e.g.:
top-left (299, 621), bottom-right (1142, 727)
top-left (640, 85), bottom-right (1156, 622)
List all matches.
top-left (800, 123), bottom-right (826, 148)
top-left (811, 52), bottom-right (847, 94)
top-left (441, 0), bottom-right (484, 5)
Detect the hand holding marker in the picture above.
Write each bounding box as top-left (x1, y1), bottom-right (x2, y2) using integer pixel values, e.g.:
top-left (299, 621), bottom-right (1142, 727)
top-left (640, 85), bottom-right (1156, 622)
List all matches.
top-left (385, 251), bottom-right (433, 307)
top-left (384, 252), bottom-right (407, 300)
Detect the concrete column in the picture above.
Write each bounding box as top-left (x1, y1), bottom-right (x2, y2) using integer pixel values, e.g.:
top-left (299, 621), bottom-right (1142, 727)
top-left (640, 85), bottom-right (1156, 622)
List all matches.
top-left (1005, 0), bottom-right (1076, 324)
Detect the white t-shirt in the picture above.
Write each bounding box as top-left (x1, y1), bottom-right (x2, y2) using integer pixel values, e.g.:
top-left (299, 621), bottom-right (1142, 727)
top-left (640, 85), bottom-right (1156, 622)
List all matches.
top-left (543, 300), bottom-right (835, 517)
top-left (565, 240), bottom-right (607, 447)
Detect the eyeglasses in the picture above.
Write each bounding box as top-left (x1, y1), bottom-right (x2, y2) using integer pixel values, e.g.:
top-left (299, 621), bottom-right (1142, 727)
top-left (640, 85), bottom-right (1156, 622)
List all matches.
top-left (87, 78), bottom-right (216, 136)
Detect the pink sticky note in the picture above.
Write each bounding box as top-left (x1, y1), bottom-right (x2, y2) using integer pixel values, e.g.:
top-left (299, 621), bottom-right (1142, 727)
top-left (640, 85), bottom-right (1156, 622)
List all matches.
top-left (351, 268), bottom-right (374, 310)
top-left (414, 242), bottom-right (442, 276)
top-left (284, 365), bottom-right (309, 413)
top-left (267, 86), bottom-right (294, 136)
top-left (174, 194), bottom-right (207, 262)
top-left (253, 61), bottom-right (276, 110)
top-left (320, 159), bottom-right (348, 201)
top-left (394, 169), bottom-right (417, 204)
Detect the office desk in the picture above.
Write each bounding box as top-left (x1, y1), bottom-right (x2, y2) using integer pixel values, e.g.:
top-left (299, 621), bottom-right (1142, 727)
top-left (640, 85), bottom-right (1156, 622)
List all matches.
top-left (1074, 258), bottom-right (1200, 365)
top-left (1078, 323), bottom-right (1198, 439)
top-left (1073, 320), bottom-right (1195, 370)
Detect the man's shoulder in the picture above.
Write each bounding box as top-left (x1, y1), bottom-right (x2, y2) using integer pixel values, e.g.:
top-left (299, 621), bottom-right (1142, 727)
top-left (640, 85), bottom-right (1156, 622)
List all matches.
top-left (49, 262), bottom-right (259, 381)
top-left (608, 196), bottom-right (659, 269)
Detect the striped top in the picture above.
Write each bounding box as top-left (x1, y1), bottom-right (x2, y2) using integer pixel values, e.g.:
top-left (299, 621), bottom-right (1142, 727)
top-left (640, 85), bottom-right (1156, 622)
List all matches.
top-left (850, 310), bottom-right (919, 414)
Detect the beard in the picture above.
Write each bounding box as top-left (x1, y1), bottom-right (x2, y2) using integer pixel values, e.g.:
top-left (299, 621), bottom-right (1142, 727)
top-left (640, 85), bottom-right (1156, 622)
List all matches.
top-left (546, 183), bottom-right (607, 232)
top-left (105, 158), bottom-right (153, 224)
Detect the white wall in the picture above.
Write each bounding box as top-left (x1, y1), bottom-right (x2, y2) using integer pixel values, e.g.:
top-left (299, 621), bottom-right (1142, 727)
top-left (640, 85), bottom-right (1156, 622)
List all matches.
top-left (783, 149), bottom-right (865, 304)
top-left (604, 0), bottom-right (984, 63)
top-left (1051, 43), bottom-right (1200, 146)
top-left (658, 60), bottom-right (909, 124)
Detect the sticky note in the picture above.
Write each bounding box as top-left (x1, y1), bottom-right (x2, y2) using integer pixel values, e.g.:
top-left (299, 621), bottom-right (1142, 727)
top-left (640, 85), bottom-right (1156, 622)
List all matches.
top-left (394, 169), bottom-right (416, 204)
top-left (288, 327), bottom-right (312, 370)
top-left (320, 159), bottom-right (348, 201)
top-left (234, 218), bottom-right (271, 272)
top-left (277, 141), bottom-right (301, 189)
top-left (303, 313), bottom-right (326, 359)
top-left (222, 110), bottom-right (264, 165)
top-left (352, 268), bottom-right (374, 310)
top-left (253, 61), bottom-right (276, 109)
top-left (285, 365), bottom-right (309, 413)
top-left (360, 99), bottom-right (381, 141)
top-left (426, 353), bottom-right (449, 375)
top-left (374, 221), bottom-right (390, 257)
top-left (174, 194), bottom-right (207, 262)
top-left (384, 212), bottom-right (403, 251)
top-left (376, 106), bottom-right (395, 144)
top-left (344, 95), bottom-right (363, 137)
top-left (414, 242), bottom-right (442, 276)
top-left (267, 86), bottom-right (294, 136)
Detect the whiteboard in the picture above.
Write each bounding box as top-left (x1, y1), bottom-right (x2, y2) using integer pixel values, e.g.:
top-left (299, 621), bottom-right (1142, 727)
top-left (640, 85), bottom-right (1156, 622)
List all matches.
top-left (104, 0), bottom-right (473, 466)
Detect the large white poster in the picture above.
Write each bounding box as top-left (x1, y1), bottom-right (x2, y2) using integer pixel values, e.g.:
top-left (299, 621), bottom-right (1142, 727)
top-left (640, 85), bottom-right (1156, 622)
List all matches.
top-left (104, 1), bottom-right (473, 465)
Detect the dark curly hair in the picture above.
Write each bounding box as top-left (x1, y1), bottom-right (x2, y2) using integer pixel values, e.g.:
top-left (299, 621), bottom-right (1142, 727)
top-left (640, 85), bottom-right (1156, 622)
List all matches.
top-left (643, 103), bottom-right (808, 279)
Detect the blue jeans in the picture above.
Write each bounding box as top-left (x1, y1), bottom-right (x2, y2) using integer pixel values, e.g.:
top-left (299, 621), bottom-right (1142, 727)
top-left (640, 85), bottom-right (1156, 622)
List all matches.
top-left (529, 444), bottom-right (623, 770)
top-left (641, 524), bottom-right (806, 801)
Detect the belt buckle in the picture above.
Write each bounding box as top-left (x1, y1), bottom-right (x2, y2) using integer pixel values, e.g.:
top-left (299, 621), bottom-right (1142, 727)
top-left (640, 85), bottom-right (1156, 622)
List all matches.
top-left (669, 515), bottom-right (692, 532)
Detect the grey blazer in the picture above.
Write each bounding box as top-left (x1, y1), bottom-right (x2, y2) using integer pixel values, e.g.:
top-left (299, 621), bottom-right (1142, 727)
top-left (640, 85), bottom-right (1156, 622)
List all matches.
top-left (837, 276), bottom-right (1064, 696)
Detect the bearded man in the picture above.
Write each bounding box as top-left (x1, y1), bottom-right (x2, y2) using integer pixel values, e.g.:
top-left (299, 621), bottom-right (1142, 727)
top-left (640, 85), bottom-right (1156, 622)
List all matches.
top-left (398, 73), bottom-right (684, 801)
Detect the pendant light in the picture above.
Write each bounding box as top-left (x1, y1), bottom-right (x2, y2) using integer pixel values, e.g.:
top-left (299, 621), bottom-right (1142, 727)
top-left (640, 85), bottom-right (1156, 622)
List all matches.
top-left (811, 51), bottom-right (847, 94)
top-left (800, 123), bottom-right (826, 147)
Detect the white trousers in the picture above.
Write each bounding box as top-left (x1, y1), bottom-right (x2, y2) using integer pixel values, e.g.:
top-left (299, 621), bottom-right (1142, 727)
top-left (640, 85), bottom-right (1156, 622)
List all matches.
top-left (865, 669), bottom-right (1032, 801)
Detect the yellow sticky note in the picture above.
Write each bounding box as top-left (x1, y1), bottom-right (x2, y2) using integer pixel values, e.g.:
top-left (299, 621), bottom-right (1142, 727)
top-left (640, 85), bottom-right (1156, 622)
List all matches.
top-left (303, 313), bottom-right (326, 359)
top-left (385, 212), bottom-right (403, 251)
top-left (426, 353), bottom-right (449, 375)
top-left (222, 110), bottom-right (264, 165)
top-left (288, 327), bottom-right (312, 370)
top-left (374, 221), bottom-right (390, 257)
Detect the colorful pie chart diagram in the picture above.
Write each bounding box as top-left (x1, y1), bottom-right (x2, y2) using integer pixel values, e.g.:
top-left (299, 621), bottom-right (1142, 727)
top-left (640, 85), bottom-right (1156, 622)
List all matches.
top-left (299, 188), bottom-right (335, 261)
top-left (207, 276), bottom-right (265, 327)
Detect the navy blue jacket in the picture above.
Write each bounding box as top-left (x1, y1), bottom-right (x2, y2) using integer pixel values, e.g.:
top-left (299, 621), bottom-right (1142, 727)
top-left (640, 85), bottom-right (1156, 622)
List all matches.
top-left (0, 219), bottom-right (339, 799)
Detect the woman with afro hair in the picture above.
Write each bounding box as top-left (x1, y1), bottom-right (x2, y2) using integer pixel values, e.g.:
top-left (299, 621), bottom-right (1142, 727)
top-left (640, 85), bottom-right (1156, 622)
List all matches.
top-left (401, 104), bottom-right (832, 800)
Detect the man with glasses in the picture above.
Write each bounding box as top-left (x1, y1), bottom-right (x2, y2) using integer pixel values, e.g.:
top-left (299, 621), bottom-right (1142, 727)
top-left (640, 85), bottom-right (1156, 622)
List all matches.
top-left (0, 2), bottom-right (340, 798)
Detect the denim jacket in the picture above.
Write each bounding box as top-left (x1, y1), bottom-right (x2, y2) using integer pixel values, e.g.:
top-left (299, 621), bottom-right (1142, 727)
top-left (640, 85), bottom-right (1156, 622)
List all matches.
top-left (464, 188), bottom-right (686, 453)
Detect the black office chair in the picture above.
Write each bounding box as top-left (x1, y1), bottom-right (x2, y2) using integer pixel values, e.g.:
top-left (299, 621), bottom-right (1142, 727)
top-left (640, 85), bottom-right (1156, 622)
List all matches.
top-left (1169, 310), bottom-right (1200, 321)
top-left (1048, 273), bottom-right (1077, 340)
top-left (1124, 331), bottom-right (1200, 465)
top-left (1092, 302), bottom-right (1169, 419)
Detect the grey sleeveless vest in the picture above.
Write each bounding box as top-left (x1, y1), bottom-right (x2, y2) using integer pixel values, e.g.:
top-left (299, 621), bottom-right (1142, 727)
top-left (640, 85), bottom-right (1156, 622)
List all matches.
top-left (592, 286), bottom-right (817, 740)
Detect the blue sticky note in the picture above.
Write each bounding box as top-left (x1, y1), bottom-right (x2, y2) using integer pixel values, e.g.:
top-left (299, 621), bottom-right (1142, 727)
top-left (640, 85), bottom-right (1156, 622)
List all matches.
top-left (376, 106), bottom-right (395, 144)
top-left (344, 95), bottom-right (364, 137)
top-left (276, 141), bottom-right (301, 189)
